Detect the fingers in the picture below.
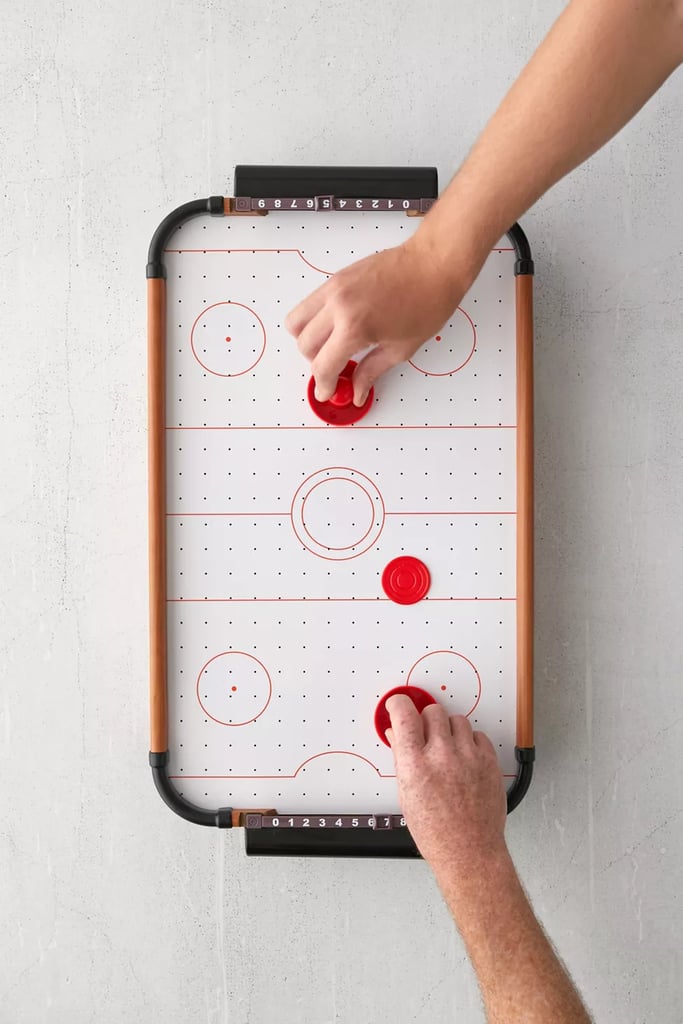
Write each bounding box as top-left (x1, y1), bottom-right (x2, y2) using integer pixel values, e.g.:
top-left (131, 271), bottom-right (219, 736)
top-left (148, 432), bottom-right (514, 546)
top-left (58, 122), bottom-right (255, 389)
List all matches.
top-left (295, 308), bottom-right (334, 362)
top-left (285, 287), bottom-right (325, 338)
top-left (420, 702), bottom-right (452, 745)
top-left (449, 714), bottom-right (476, 750)
top-left (310, 327), bottom-right (358, 402)
top-left (385, 695), bottom-right (426, 755)
top-left (472, 730), bottom-right (497, 758)
top-left (351, 345), bottom-right (401, 406)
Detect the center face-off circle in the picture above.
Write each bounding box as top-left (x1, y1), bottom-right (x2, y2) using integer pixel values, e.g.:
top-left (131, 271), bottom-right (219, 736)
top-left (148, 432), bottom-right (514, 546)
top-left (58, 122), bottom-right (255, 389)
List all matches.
top-left (374, 685), bottom-right (438, 746)
top-left (196, 651), bottom-right (272, 726)
top-left (409, 307), bottom-right (476, 377)
top-left (291, 467), bottom-right (385, 560)
top-left (190, 300), bottom-right (266, 377)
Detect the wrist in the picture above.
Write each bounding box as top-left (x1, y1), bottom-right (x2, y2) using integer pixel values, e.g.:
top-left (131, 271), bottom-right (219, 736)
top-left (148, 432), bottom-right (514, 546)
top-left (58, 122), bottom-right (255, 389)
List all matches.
top-left (431, 842), bottom-right (519, 918)
top-left (412, 171), bottom-right (512, 295)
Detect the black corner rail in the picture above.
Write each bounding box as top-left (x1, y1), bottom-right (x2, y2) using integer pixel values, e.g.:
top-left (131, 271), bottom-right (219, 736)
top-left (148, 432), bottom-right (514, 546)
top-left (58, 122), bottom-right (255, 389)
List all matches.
top-left (146, 196), bottom-right (225, 279)
top-left (149, 752), bottom-right (233, 828)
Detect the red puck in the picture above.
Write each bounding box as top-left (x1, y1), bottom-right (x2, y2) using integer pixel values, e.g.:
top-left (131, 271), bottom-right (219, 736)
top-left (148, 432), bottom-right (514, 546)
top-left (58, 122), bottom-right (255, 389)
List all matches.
top-left (307, 360), bottom-right (374, 425)
top-left (374, 685), bottom-right (437, 746)
top-left (381, 556), bottom-right (431, 604)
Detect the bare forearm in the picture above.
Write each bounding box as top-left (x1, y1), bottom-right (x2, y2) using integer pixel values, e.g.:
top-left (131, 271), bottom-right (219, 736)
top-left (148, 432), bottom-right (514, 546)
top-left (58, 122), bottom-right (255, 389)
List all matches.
top-left (418, 0), bottom-right (683, 284)
top-left (434, 849), bottom-right (591, 1024)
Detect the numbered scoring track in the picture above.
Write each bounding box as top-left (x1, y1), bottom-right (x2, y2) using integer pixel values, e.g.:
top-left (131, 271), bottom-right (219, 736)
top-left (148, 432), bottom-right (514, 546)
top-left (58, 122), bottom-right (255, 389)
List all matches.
top-left (247, 813), bottom-right (406, 830)
top-left (233, 195), bottom-right (435, 212)
top-left (163, 200), bottom-right (520, 822)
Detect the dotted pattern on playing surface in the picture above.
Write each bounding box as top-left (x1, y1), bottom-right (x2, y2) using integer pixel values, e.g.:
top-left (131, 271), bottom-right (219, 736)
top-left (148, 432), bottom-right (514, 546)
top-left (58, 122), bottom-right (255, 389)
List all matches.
top-left (162, 209), bottom-right (518, 814)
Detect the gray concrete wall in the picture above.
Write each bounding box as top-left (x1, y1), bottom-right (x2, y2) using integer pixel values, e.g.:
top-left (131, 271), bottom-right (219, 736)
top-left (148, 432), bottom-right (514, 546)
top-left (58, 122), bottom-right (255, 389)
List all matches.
top-left (1, 1), bottom-right (681, 1021)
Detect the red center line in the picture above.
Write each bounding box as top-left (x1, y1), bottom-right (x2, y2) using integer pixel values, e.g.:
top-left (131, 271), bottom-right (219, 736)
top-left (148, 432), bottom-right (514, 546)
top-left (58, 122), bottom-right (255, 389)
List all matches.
top-left (166, 597), bottom-right (516, 603)
top-left (166, 510), bottom-right (515, 518)
top-left (166, 424), bottom-right (517, 431)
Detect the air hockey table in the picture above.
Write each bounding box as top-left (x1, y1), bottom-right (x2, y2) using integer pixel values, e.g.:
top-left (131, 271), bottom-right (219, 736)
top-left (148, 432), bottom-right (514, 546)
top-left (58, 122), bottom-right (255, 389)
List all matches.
top-left (147, 165), bottom-right (535, 858)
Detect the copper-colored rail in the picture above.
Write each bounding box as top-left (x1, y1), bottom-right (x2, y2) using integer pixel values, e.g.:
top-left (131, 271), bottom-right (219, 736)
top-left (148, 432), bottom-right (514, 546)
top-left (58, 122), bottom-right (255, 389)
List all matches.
top-left (148, 277), bottom-right (168, 753)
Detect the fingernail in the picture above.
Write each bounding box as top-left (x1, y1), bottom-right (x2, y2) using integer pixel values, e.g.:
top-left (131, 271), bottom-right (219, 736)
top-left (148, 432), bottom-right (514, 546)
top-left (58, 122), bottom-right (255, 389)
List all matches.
top-left (354, 390), bottom-right (368, 407)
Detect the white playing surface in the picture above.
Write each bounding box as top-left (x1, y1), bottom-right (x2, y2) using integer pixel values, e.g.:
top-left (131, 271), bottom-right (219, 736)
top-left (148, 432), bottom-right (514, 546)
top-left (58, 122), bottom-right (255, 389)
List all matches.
top-left (163, 208), bottom-right (519, 814)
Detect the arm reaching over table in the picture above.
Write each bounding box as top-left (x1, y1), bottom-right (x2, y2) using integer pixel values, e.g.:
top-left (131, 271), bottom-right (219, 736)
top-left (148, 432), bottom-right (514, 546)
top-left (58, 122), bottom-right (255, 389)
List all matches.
top-left (286, 0), bottom-right (683, 404)
top-left (386, 695), bottom-right (592, 1024)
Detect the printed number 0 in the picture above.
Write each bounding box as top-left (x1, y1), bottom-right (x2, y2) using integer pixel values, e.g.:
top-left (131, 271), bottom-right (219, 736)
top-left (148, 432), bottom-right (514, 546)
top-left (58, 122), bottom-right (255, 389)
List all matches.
top-left (272, 817), bottom-right (279, 827)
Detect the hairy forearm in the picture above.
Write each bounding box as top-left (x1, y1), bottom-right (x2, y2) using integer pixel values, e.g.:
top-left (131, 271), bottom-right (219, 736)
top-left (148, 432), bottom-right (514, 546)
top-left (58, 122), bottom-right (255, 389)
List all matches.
top-left (418, 0), bottom-right (683, 285)
top-left (434, 849), bottom-right (591, 1024)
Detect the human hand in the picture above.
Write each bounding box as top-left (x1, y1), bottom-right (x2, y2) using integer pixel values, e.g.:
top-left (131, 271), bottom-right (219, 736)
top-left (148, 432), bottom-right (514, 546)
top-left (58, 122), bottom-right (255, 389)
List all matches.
top-left (386, 695), bottom-right (507, 876)
top-left (284, 232), bottom-right (465, 405)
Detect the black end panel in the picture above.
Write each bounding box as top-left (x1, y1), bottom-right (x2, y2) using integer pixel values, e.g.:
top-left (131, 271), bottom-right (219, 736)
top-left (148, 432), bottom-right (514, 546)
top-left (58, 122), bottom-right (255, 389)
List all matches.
top-left (245, 825), bottom-right (421, 858)
top-left (234, 165), bottom-right (438, 200)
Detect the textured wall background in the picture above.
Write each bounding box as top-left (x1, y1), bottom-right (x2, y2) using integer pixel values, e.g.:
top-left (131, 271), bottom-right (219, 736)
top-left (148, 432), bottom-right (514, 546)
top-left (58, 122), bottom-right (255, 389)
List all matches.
top-left (1, 1), bottom-right (681, 1021)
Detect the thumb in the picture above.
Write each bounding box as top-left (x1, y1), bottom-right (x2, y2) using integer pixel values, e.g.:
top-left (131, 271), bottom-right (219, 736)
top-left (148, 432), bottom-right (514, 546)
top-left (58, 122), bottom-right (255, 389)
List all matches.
top-left (352, 346), bottom-right (401, 406)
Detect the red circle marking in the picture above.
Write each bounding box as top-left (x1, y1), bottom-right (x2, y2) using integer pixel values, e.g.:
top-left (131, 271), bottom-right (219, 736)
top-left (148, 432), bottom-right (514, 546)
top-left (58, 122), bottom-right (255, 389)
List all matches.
top-left (435, 335), bottom-right (442, 342)
top-left (406, 650), bottom-right (482, 718)
top-left (190, 301), bottom-right (266, 378)
top-left (231, 686), bottom-right (237, 692)
top-left (374, 686), bottom-right (437, 746)
top-left (307, 360), bottom-right (374, 425)
top-left (382, 556), bottom-right (431, 604)
top-left (290, 467), bottom-right (386, 561)
top-left (408, 307), bottom-right (477, 377)
top-left (196, 651), bottom-right (272, 727)
top-left (300, 477), bottom-right (376, 552)
top-left (225, 336), bottom-right (231, 342)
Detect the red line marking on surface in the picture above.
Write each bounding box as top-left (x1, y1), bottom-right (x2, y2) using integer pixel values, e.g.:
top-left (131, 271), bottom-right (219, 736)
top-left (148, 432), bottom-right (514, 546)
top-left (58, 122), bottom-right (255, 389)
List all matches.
top-left (300, 476), bottom-right (377, 552)
top-left (196, 651), bottom-right (273, 727)
top-left (170, 750), bottom-right (390, 781)
top-left (166, 512), bottom-right (290, 517)
top-left (165, 246), bottom-right (516, 254)
top-left (409, 307), bottom-right (477, 378)
top-left (171, 770), bottom-right (520, 780)
top-left (166, 425), bottom-right (517, 431)
top-left (384, 511), bottom-right (516, 517)
top-left (290, 466), bottom-right (386, 562)
top-left (167, 597), bottom-right (516, 603)
top-left (406, 650), bottom-right (482, 718)
top-left (164, 247), bottom-right (332, 275)
top-left (190, 300), bottom-right (267, 378)
top-left (167, 510), bottom-right (515, 518)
